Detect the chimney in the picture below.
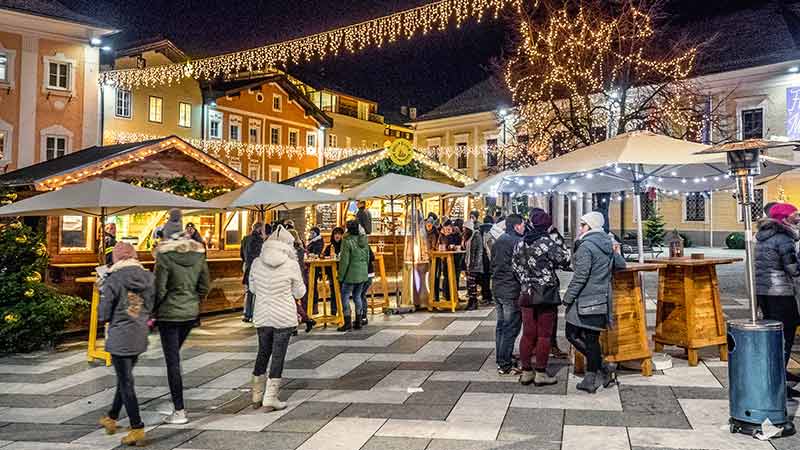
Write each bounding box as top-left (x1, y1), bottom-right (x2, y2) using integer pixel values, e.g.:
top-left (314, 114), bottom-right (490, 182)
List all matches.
top-left (400, 105), bottom-right (408, 116)
top-left (409, 107), bottom-right (417, 120)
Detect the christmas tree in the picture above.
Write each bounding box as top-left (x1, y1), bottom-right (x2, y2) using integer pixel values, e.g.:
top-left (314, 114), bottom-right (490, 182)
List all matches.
top-left (0, 220), bottom-right (86, 353)
top-left (644, 210), bottom-right (667, 247)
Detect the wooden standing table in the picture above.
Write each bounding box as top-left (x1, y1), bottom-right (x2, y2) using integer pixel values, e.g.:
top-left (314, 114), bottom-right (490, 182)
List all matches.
top-left (647, 256), bottom-right (741, 366)
top-left (77, 275), bottom-right (111, 366)
top-left (305, 258), bottom-right (343, 328)
top-left (573, 263), bottom-right (664, 376)
top-left (428, 250), bottom-right (465, 313)
top-left (366, 252), bottom-right (391, 314)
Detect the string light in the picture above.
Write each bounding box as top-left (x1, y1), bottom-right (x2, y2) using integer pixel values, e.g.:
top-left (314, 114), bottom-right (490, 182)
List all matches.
top-left (99, 0), bottom-right (521, 88)
top-left (503, 0), bottom-right (702, 165)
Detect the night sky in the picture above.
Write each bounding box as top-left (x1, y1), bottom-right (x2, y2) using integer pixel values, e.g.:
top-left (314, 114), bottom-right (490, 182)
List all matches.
top-left (61, 0), bottom-right (777, 116)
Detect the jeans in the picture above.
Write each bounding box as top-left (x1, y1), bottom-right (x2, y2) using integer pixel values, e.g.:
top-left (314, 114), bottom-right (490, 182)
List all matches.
top-left (360, 277), bottom-right (373, 317)
top-left (243, 290), bottom-right (255, 321)
top-left (253, 326), bottom-right (293, 378)
top-left (566, 323), bottom-right (602, 372)
top-left (159, 321), bottom-right (194, 411)
top-left (495, 297), bottom-right (522, 369)
top-left (758, 295), bottom-right (800, 366)
top-left (520, 305), bottom-right (556, 371)
top-left (341, 282), bottom-right (364, 318)
top-left (108, 355), bottom-right (143, 429)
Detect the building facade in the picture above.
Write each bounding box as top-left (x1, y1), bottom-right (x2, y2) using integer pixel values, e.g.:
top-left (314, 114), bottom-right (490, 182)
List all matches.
top-left (0, 2), bottom-right (115, 172)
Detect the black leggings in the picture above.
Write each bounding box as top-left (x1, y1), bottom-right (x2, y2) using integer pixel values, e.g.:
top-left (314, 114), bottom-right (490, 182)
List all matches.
top-left (566, 323), bottom-right (602, 372)
top-left (758, 295), bottom-right (799, 367)
top-left (109, 355), bottom-right (143, 429)
top-left (254, 326), bottom-right (293, 379)
top-left (159, 321), bottom-right (194, 411)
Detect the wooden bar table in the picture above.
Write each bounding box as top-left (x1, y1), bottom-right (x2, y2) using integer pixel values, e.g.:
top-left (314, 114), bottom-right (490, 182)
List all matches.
top-left (573, 262), bottom-right (664, 376)
top-left (77, 275), bottom-right (111, 366)
top-left (367, 252), bottom-right (391, 314)
top-left (427, 250), bottom-right (465, 313)
top-left (647, 256), bottom-right (741, 366)
top-left (305, 258), bottom-right (343, 328)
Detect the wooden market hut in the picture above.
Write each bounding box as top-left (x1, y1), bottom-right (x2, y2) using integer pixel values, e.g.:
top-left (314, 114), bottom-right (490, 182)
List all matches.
top-left (282, 147), bottom-right (476, 277)
top-left (0, 136), bottom-right (253, 315)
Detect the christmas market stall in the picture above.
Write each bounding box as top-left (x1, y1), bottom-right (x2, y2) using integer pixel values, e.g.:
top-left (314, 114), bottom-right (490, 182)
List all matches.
top-left (0, 136), bottom-right (253, 318)
top-left (282, 141), bottom-right (475, 293)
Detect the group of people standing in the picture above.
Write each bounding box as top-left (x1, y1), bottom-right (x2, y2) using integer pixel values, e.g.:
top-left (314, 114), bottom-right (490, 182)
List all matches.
top-left (489, 208), bottom-right (625, 393)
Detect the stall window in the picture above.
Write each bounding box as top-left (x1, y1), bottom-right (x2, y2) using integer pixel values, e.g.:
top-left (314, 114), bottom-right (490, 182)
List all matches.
top-left (183, 213), bottom-right (219, 249)
top-left (60, 216), bottom-right (93, 252)
top-left (224, 211), bottom-right (248, 249)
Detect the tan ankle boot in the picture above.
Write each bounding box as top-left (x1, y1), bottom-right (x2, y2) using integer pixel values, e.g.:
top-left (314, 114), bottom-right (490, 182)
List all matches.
top-left (120, 428), bottom-right (146, 446)
top-left (251, 375), bottom-right (266, 408)
top-left (98, 416), bottom-right (117, 435)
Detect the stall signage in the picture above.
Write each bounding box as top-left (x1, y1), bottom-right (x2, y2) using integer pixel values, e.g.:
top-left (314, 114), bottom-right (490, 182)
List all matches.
top-left (388, 139), bottom-right (414, 166)
top-left (787, 87), bottom-right (800, 139)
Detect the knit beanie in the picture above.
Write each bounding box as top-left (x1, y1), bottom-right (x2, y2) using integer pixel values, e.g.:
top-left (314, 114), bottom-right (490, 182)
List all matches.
top-left (112, 241), bottom-right (137, 264)
top-left (769, 203), bottom-right (798, 223)
top-left (581, 211), bottom-right (605, 231)
top-left (269, 225), bottom-right (295, 246)
top-left (162, 208), bottom-right (183, 239)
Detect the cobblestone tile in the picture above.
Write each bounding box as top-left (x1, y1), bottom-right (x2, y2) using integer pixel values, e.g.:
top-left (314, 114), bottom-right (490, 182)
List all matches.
top-left (0, 423), bottom-right (97, 442)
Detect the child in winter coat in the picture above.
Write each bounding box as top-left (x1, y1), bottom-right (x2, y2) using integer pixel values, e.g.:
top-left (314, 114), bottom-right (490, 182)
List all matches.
top-left (249, 225), bottom-right (307, 410)
top-left (97, 242), bottom-right (155, 446)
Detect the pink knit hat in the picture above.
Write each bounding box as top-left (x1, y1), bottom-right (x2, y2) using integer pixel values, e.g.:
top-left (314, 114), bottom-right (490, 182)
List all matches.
top-left (112, 242), bottom-right (138, 264)
top-left (769, 203), bottom-right (798, 223)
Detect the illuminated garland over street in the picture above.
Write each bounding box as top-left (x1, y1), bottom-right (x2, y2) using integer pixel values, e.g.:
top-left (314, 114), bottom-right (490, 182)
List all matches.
top-left (100, 0), bottom-right (521, 88)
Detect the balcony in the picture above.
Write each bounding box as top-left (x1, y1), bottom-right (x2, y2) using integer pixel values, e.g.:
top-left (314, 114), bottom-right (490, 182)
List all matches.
top-left (322, 104), bottom-right (384, 124)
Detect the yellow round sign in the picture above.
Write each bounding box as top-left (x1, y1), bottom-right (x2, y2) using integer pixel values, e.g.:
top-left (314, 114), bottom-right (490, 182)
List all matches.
top-left (388, 139), bottom-right (414, 166)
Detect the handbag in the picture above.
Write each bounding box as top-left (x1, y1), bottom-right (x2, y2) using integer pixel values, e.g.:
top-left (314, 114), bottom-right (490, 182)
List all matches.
top-left (518, 284), bottom-right (560, 308)
top-left (576, 242), bottom-right (614, 317)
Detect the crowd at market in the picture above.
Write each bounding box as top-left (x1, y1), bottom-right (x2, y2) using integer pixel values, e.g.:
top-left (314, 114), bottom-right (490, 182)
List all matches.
top-left (92, 198), bottom-right (800, 446)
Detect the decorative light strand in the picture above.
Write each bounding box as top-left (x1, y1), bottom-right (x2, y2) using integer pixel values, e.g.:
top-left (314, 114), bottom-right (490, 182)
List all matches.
top-left (100, 0), bottom-right (521, 88)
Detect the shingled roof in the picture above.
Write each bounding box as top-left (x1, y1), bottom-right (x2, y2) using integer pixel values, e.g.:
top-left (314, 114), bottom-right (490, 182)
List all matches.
top-left (0, 0), bottom-right (113, 29)
top-left (415, 77), bottom-right (511, 122)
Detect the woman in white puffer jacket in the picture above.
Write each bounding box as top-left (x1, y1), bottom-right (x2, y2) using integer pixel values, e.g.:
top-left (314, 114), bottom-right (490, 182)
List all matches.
top-left (248, 225), bottom-right (306, 410)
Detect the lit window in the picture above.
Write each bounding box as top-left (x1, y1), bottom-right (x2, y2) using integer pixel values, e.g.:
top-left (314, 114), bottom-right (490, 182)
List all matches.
top-left (209, 110), bottom-right (222, 139)
top-left (228, 155), bottom-right (241, 173)
top-left (178, 102), bottom-right (191, 128)
top-left (270, 125), bottom-right (281, 145)
top-left (47, 61), bottom-right (70, 90)
top-left (45, 135), bottom-right (67, 160)
top-left (60, 216), bottom-right (93, 252)
top-left (224, 211), bottom-right (248, 249)
top-left (307, 133), bottom-right (316, 148)
top-left (272, 94), bottom-right (282, 112)
top-left (148, 96), bottom-right (163, 123)
top-left (248, 162), bottom-right (261, 180)
top-left (270, 166), bottom-right (282, 183)
top-left (741, 108), bottom-right (764, 139)
top-left (0, 54), bottom-right (8, 83)
top-left (486, 139), bottom-right (498, 167)
top-left (249, 120), bottom-right (261, 144)
top-left (287, 166), bottom-right (300, 179)
top-left (456, 143), bottom-right (468, 169)
top-left (288, 129), bottom-right (298, 147)
top-left (115, 89), bottom-right (131, 118)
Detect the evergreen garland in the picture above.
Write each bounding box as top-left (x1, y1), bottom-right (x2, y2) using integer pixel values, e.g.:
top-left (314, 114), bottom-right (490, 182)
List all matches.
top-left (125, 177), bottom-right (231, 201)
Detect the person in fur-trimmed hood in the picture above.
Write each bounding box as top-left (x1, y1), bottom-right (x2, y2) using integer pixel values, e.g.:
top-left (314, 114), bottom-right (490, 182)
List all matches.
top-left (248, 225), bottom-right (306, 411)
top-left (154, 209), bottom-right (209, 426)
top-left (97, 242), bottom-right (154, 446)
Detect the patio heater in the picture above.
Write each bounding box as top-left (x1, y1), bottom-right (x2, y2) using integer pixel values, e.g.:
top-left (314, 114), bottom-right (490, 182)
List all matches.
top-left (701, 142), bottom-right (793, 437)
top-left (398, 194), bottom-right (429, 312)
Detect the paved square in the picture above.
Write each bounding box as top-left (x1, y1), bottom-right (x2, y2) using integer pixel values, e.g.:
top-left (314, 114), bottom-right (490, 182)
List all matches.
top-left (0, 261), bottom-right (798, 449)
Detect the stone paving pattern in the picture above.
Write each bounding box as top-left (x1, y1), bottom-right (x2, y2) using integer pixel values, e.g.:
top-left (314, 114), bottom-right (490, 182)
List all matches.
top-left (0, 256), bottom-right (798, 450)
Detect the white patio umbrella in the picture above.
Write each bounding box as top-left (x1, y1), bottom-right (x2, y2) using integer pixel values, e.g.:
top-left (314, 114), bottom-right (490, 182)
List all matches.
top-left (499, 131), bottom-right (800, 262)
top-left (0, 178), bottom-right (212, 262)
top-left (205, 180), bottom-right (347, 218)
top-left (341, 173), bottom-right (468, 311)
top-left (463, 170), bottom-right (514, 196)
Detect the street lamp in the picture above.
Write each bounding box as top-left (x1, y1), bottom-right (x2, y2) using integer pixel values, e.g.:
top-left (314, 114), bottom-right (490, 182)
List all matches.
top-left (698, 139), bottom-right (800, 438)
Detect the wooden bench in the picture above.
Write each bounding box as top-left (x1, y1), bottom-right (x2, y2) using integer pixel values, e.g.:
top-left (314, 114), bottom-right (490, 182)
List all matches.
top-left (621, 238), bottom-right (663, 261)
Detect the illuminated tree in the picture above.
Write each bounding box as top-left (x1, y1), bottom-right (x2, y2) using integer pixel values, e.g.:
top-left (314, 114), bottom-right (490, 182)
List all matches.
top-left (503, 0), bottom-right (732, 167)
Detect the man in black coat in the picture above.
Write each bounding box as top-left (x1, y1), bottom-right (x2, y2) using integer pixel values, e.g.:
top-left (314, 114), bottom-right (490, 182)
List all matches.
top-left (491, 214), bottom-right (525, 375)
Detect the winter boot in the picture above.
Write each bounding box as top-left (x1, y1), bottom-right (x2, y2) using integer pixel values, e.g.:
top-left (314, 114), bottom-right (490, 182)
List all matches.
top-left (519, 370), bottom-right (535, 385)
top-left (262, 378), bottom-right (287, 411)
top-left (120, 428), bottom-right (146, 446)
top-left (251, 375), bottom-right (266, 408)
top-left (466, 298), bottom-right (478, 311)
top-left (337, 315), bottom-right (352, 332)
top-left (599, 363), bottom-right (618, 388)
top-left (361, 314), bottom-right (368, 326)
top-left (98, 416), bottom-right (117, 435)
top-left (353, 313), bottom-right (362, 330)
top-left (534, 370), bottom-right (558, 386)
top-left (576, 372), bottom-right (601, 394)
